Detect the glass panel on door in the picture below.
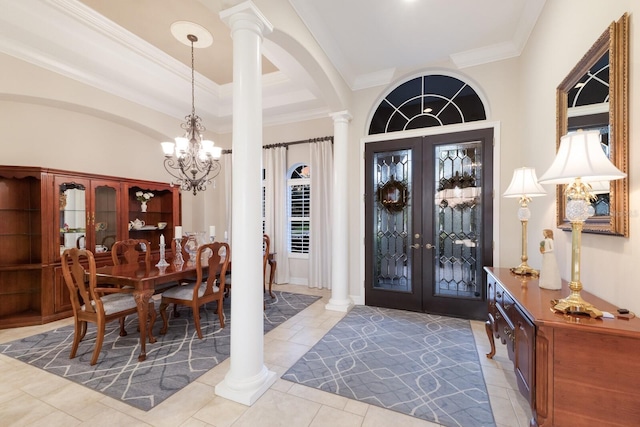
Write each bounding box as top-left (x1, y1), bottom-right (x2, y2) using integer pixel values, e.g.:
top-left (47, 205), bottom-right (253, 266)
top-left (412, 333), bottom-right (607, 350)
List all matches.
top-left (372, 149), bottom-right (412, 293)
top-left (434, 142), bottom-right (483, 299)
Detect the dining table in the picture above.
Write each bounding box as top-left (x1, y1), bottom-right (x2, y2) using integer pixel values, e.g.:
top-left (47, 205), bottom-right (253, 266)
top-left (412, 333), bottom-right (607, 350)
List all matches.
top-left (93, 260), bottom-right (204, 362)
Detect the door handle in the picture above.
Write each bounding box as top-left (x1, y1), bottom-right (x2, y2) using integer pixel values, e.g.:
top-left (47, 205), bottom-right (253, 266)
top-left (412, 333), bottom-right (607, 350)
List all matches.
top-left (424, 243), bottom-right (434, 249)
top-left (410, 243), bottom-right (421, 249)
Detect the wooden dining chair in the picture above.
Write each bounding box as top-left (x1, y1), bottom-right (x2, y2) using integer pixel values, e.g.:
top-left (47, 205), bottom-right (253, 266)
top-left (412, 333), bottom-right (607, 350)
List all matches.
top-left (262, 234), bottom-right (271, 294)
top-left (61, 248), bottom-right (155, 365)
top-left (168, 235), bottom-right (198, 318)
top-left (158, 242), bottom-right (230, 339)
top-left (111, 238), bottom-right (151, 267)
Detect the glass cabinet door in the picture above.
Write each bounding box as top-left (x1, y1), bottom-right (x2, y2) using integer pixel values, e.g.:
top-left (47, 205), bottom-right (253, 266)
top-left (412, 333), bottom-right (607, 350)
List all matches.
top-left (58, 180), bottom-right (88, 256)
top-left (56, 177), bottom-right (121, 258)
top-left (92, 180), bottom-right (120, 253)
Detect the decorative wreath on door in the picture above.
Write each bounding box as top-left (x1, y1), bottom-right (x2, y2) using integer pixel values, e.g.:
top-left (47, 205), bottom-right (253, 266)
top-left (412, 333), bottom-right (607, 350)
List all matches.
top-left (377, 177), bottom-right (408, 212)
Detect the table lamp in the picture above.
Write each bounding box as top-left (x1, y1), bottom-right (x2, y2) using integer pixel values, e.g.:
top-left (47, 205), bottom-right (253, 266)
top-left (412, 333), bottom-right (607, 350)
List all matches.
top-left (538, 129), bottom-right (625, 317)
top-left (503, 167), bottom-right (547, 276)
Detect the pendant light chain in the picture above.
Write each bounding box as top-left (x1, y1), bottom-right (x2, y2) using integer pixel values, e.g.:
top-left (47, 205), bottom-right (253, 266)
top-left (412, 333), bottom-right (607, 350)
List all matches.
top-left (189, 34), bottom-right (197, 118)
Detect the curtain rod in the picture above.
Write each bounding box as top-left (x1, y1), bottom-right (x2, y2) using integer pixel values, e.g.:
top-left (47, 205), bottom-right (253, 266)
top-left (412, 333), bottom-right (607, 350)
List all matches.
top-left (263, 136), bottom-right (333, 149)
top-left (221, 136), bottom-right (333, 154)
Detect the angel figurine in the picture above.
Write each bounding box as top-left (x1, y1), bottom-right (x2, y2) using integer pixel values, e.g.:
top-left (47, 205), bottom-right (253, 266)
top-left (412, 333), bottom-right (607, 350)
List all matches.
top-left (538, 229), bottom-right (561, 290)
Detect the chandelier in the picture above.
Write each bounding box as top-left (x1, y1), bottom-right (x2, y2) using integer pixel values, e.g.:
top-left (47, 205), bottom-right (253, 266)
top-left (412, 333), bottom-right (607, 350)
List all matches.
top-left (161, 23), bottom-right (221, 195)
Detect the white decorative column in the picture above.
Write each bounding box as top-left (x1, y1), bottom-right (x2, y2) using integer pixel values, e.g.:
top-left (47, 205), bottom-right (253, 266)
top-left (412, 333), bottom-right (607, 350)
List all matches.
top-left (215, 2), bottom-right (275, 406)
top-left (326, 111), bottom-right (353, 312)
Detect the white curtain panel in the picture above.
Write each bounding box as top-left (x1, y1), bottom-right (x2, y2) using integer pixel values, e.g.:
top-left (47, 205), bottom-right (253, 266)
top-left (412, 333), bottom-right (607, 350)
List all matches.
top-left (309, 139), bottom-right (333, 289)
top-left (266, 146), bottom-right (290, 284)
top-left (262, 150), bottom-right (274, 237)
top-left (223, 153), bottom-right (232, 246)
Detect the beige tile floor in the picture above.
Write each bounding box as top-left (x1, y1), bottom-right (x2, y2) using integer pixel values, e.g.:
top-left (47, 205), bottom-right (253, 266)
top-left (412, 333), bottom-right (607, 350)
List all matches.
top-left (0, 284), bottom-right (531, 426)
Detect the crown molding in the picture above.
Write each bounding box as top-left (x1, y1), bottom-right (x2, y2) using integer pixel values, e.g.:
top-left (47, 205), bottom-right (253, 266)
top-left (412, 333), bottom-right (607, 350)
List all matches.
top-left (0, 0), bottom-right (327, 133)
top-left (450, 41), bottom-right (521, 69)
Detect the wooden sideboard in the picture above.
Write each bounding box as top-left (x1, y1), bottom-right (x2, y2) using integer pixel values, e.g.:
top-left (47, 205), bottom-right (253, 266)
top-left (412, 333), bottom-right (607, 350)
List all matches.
top-left (0, 166), bottom-right (181, 328)
top-left (485, 267), bottom-right (640, 427)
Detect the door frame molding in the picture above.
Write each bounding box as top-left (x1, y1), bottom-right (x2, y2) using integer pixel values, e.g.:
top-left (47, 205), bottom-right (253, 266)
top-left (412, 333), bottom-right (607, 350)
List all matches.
top-left (357, 120), bottom-right (502, 305)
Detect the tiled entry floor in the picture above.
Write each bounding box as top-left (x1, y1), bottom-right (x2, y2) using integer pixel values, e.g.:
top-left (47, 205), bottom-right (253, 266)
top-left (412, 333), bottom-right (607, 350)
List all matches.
top-left (0, 284), bottom-right (531, 426)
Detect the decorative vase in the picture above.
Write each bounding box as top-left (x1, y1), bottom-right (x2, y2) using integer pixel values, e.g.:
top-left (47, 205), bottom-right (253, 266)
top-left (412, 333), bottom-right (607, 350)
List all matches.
top-left (140, 201), bottom-right (147, 212)
top-left (184, 231), bottom-right (206, 263)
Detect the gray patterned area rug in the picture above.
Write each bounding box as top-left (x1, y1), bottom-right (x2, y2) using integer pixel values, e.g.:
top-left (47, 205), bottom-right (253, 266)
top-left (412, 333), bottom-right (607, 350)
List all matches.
top-left (283, 305), bottom-right (495, 427)
top-left (0, 291), bottom-right (320, 411)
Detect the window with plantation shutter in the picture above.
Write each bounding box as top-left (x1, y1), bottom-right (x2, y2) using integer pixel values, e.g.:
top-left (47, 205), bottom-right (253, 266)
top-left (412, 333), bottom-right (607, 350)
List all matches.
top-left (288, 164), bottom-right (310, 255)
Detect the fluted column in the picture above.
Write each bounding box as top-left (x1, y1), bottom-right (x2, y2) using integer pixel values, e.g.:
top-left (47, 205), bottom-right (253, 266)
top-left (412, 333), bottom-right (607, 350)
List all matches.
top-left (326, 111), bottom-right (353, 312)
top-left (215, 2), bottom-right (275, 406)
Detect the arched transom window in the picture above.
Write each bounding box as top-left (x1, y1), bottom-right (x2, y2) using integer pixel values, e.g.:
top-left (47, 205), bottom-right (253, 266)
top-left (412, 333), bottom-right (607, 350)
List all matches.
top-left (369, 74), bottom-right (486, 135)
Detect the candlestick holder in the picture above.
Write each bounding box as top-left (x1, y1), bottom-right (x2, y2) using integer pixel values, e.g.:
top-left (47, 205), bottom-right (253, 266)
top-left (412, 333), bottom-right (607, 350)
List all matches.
top-left (156, 242), bottom-right (169, 267)
top-left (173, 237), bottom-right (184, 265)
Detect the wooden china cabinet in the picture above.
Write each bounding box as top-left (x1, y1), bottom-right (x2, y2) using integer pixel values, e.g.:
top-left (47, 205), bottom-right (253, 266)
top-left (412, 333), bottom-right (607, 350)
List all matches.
top-left (0, 166), bottom-right (181, 328)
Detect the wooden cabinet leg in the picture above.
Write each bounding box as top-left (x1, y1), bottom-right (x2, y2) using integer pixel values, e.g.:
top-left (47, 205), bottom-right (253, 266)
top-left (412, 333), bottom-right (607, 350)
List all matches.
top-left (485, 318), bottom-right (496, 358)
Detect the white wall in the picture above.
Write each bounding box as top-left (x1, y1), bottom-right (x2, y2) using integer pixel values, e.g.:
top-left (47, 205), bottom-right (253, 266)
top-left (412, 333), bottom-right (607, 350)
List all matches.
top-left (518, 0), bottom-right (639, 310)
top-left (0, 99), bottom-right (170, 182)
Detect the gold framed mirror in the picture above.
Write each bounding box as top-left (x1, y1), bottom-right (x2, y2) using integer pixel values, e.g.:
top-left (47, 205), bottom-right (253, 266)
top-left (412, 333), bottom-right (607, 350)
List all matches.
top-left (556, 13), bottom-right (629, 236)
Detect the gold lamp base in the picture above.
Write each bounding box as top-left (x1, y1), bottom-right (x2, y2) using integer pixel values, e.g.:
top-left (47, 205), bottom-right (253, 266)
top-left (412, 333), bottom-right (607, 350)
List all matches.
top-left (510, 263), bottom-right (539, 277)
top-left (510, 208), bottom-right (539, 277)
top-left (551, 289), bottom-right (603, 318)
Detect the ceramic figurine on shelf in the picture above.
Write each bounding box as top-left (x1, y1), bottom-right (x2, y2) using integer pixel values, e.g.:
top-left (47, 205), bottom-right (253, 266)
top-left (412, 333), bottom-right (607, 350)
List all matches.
top-left (539, 229), bottom-right (561, 290)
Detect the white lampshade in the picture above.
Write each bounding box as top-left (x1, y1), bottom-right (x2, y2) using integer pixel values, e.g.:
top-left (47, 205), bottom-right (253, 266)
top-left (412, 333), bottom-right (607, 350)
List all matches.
top-left (503, 167), bottom-right (547, 198)
top-left (538, 130), bottom-right (626, 184)
top-left (175, 137), bottom-right (189, 155)
top-left (161, 141), bottom-right (175, 157)
top-left (201, 139), bottom-right (214, 153)
top-left (200, 140), bottom-right (222, 159)
top-left (210, 145), bottom-right (222, 159)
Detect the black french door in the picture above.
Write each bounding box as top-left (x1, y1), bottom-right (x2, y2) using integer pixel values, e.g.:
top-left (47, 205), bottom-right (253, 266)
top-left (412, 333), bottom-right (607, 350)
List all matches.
top-left (364, 128), bottom-right (493, 320)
